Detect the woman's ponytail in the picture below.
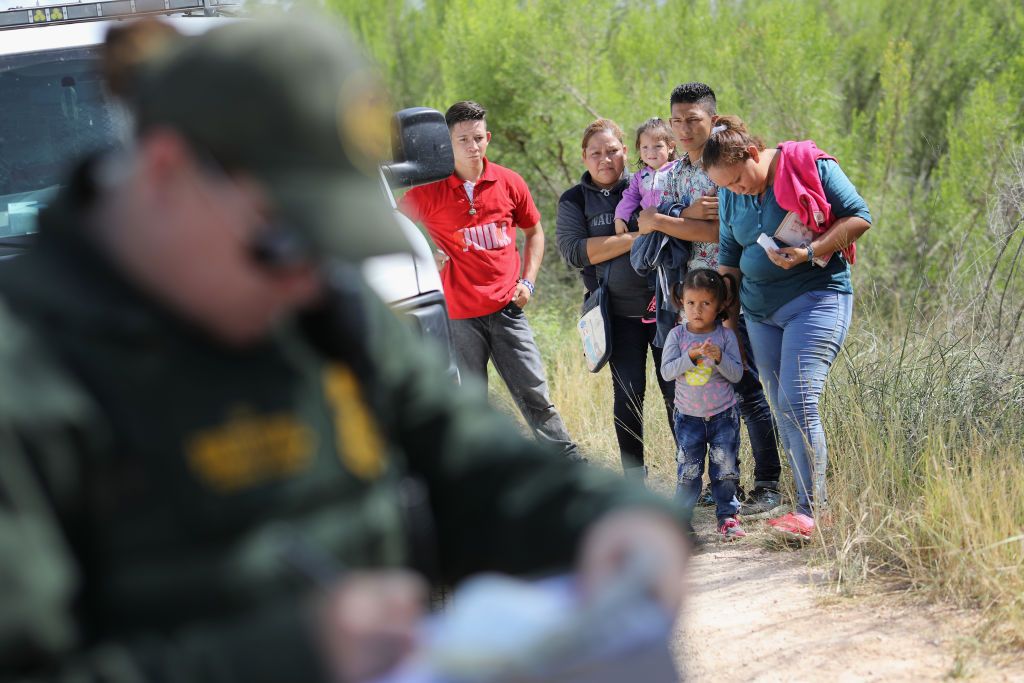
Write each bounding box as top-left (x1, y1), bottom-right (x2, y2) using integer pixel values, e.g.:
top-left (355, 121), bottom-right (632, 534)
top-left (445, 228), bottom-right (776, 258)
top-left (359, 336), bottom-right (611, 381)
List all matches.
top-left (702, 115), bottom-right (765, 170)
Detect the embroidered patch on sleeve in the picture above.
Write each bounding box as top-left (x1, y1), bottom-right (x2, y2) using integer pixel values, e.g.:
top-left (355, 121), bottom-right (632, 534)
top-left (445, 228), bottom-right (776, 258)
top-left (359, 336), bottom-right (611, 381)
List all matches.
top-left (324, 364), bottom-right (387, 480)
top-left (186, 407), bottom-right (317, 493)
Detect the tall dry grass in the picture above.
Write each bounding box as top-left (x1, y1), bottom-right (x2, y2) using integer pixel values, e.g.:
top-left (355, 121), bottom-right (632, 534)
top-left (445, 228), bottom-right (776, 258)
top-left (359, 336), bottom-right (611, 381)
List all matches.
top-left (483, 147), bottom-right (1024, 648)
top-left (492, 304), bottom-right (1024, 647)
top-left (493, 293), bottom-right (1024, 647)
top-left (488, 301), bottom-right (697, 493)
top-left (820, 288), bottom-right (1024, 646)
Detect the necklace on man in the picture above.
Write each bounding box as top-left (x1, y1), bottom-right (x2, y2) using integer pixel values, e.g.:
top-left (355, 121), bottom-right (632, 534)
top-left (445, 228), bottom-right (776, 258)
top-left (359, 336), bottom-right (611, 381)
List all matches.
top-left (464, 181), bottom-right (477, 215)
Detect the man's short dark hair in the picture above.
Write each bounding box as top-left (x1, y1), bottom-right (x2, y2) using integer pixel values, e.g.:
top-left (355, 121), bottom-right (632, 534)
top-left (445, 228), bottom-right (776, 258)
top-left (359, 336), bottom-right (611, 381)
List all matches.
top-left (445, 100), bottom-right (487, 129)
top-left (670, 82), bottom-right (717, 115)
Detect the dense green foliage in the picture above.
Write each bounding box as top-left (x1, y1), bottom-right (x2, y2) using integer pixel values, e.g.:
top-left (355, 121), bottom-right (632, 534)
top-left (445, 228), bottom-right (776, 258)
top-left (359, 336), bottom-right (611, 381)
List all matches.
top-left (331, 0), bottom-right (1024, 648)
top-left (333, 0), bottom-right (1024, 299)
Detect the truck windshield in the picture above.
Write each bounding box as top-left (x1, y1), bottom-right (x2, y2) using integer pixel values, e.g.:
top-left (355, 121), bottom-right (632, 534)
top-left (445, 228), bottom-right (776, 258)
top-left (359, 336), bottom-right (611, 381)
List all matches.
top-left (0, 46), bottom-right (130, 237)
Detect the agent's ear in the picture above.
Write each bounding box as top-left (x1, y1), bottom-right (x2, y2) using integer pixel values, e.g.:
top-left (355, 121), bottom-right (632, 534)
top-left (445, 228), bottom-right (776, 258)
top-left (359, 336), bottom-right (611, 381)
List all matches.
top-left (134, 128), bottom-right (198, 208)
top-left (747, 145), bottom-right (761, 163)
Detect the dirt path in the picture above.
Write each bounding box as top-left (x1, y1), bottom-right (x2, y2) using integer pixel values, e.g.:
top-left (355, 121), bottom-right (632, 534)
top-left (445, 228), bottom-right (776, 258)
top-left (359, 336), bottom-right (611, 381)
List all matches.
top-left (673, 515), bottom-right (1024, 682)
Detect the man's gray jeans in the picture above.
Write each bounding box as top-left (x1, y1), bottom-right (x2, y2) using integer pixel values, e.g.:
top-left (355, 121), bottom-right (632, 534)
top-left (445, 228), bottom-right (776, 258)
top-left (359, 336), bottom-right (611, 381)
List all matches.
top-left (451, 302), bottom-right (580, 460)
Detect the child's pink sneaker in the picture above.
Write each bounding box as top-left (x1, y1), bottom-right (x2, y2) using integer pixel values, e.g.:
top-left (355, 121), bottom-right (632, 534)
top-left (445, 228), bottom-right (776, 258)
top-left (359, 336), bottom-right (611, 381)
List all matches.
top-left (717, 515), bottom-right (746, 542)
top-left (767, 512), bottom-right (815, 541)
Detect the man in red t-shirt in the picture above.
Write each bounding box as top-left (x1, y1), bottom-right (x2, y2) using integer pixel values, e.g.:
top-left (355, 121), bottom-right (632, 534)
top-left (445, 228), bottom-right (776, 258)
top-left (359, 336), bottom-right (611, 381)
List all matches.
top-left (400, 101), bottom-right (580, 460)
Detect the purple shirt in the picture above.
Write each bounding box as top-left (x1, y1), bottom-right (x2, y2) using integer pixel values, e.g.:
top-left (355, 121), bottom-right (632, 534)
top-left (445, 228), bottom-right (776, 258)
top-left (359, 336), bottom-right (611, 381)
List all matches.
top-left (613, 159), bottom-right (680, 223)
top-left (660, 321), bottom-right (743, 418)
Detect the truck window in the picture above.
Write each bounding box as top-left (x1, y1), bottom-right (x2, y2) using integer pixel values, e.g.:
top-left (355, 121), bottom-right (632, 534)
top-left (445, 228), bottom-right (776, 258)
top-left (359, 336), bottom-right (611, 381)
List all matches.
top-left (0, 46), bottom-right (130, 237)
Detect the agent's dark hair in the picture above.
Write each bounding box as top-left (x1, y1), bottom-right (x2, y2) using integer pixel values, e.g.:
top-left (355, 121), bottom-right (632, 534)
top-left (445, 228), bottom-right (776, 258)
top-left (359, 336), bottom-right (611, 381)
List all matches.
top-left (700, 115), bottom-right (766, 170)
top-left (669, 82), bottom-right (717, 115)
top-left (671, 268), bottom-right (737, 320)
top-left (581, 118), bottom-right (624, 150)
top-left (445, 100), bottom-right (487, 129)
top-left (633, 117), bottom-right (677, 171)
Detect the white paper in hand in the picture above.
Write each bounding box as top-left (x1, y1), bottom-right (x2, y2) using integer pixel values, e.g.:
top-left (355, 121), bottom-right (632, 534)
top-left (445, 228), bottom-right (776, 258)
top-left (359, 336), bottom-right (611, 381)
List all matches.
top-left (774, 211), bottom-right (832, 267)
top-left (756, 233), bottom-right (779, 254)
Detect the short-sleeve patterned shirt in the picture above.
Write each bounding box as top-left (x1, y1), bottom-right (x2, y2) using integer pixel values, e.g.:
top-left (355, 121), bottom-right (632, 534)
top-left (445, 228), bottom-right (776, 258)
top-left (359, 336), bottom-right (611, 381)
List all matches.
top-left (662, 153), bottom-right (719, 272)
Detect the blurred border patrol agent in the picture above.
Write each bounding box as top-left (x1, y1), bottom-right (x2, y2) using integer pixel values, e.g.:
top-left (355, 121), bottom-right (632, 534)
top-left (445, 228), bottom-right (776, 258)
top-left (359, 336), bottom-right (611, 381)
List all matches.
top-left (0, 15), bottom-right (688, 683)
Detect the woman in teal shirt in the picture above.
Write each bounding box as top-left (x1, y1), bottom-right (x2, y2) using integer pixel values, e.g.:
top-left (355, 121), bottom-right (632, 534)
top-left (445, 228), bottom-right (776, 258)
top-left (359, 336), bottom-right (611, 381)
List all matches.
top-left (703, 116), bottom-right (872, 540)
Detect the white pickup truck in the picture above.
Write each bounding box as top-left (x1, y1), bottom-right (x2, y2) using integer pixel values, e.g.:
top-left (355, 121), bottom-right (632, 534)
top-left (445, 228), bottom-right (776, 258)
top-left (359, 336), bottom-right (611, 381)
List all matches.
top-left (0, 0), bottom-right (459, 378)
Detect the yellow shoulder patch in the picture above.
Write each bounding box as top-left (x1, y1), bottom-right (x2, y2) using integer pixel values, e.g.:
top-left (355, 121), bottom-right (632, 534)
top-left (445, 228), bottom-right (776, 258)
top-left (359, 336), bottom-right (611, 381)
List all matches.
top-left (323, 364), bottom-right (387, 480)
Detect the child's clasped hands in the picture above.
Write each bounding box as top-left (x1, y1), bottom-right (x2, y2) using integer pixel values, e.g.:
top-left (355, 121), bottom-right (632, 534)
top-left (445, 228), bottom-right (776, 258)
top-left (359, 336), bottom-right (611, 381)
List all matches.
top-left (687, 339), bottom-right (722, 364)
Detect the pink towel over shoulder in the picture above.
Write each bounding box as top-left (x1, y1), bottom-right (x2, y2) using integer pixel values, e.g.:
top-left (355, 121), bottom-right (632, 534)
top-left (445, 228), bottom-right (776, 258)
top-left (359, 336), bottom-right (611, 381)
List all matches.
top-left (774, 140), bottom-right (856, 265)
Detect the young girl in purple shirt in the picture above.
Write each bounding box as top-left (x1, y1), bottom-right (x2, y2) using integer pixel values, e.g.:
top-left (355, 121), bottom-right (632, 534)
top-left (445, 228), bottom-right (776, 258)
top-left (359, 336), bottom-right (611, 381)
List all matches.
top-left (660, 269), bottom-right (746, 541)
top-left (613, 118), bottom-right (680, 234)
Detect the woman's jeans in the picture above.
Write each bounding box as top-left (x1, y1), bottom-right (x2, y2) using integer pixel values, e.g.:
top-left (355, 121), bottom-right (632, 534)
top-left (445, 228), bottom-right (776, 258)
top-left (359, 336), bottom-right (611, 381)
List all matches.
top-left (673, 405), bottom-right (741, 521)
top-left (609, 316), bottom-right (674, 473)
top-left (744, 290), bottom-right (853, 517)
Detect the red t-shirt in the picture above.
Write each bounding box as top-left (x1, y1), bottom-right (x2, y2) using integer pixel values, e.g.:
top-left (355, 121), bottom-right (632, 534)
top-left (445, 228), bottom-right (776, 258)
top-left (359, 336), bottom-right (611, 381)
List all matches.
top-left (399, 159), bottom-right (541, 319)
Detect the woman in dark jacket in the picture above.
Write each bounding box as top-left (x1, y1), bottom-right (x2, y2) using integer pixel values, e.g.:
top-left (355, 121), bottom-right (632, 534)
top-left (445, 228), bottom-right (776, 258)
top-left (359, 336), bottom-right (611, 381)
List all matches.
top-left (555, 119), bottom-right (673, 479)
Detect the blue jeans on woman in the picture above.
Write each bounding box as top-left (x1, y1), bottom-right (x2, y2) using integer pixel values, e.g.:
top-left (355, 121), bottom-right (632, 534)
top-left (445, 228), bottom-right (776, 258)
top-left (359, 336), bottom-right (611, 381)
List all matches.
top-left (673, 405), bottom-right (741, 521)
top-left (744, 290), bottom-right (853, 517)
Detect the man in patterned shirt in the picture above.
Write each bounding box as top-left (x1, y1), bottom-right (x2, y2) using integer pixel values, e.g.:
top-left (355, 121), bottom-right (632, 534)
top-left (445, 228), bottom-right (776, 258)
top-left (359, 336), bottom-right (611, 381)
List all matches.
top-left (639, 83), bottom-right (784, 519)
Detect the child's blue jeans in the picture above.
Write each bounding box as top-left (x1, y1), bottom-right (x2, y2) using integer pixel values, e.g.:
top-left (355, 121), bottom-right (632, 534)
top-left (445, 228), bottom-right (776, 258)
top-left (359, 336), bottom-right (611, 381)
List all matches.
top-left (673, 404), bottom-right (741, 521)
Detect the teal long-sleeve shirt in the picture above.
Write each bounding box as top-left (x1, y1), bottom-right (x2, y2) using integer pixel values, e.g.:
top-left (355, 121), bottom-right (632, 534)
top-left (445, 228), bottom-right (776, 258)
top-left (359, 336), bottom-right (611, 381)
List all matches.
top-left (717, 159), bottom-right (872, 321)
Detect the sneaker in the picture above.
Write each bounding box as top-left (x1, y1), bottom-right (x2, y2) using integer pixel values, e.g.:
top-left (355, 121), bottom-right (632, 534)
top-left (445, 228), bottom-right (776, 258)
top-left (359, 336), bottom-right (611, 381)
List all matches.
top-left (739, 487), bottom-right (786, 520)
top-left (697, 486), bottom-right (715, 507)
top-left (718, 516), bottom-right (746, 541)
top-left (767, 512), bottom-right (815, 541)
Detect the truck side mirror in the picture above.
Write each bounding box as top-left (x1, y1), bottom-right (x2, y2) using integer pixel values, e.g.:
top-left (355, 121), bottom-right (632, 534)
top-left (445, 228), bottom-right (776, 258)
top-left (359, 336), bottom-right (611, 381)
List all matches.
top-left (382, 107), bottom-right (454, 189)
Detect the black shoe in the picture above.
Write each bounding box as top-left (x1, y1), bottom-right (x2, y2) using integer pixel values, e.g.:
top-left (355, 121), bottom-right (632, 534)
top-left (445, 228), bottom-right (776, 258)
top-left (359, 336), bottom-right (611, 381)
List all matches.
top-left (739, 487), bottom-right (786, 520)
top-left (697, 486), bottom-right (715, 507)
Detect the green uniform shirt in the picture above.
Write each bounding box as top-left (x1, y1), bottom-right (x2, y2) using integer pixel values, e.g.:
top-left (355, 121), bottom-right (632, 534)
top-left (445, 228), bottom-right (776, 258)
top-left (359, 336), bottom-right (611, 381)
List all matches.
top-left (0, 161), bottom-right (680, 683)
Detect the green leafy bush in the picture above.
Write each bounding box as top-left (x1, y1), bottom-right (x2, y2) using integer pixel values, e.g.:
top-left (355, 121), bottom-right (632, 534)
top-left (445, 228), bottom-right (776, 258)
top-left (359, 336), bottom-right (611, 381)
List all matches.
top-left (330, 0), bottom-right (1024, 647)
